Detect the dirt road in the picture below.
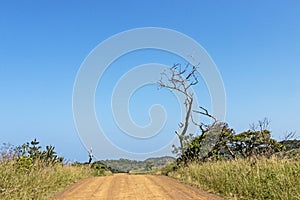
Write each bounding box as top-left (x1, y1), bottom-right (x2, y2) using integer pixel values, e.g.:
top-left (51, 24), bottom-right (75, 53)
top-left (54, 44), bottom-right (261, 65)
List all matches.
top-left (53, 174), bottom-right (223, 200)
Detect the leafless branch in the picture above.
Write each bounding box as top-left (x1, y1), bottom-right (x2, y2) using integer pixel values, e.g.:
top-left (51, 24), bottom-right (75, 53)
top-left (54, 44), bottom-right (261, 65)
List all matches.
top-left (193, 106), bottom-right (217, 123)
top-left (191, 114), bottom-right (207, 133)
top-left (157, 63), bottom-right (216, 153)
top-left (283, 131), bottom-right (298, 141)
top-left (250, 118), bottom-right (270, 131)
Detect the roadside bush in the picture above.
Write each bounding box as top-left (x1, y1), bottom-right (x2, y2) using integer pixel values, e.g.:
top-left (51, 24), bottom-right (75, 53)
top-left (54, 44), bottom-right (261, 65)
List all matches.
top-left (161, 162), bottom-right (178, 176)
top-left (15, 156), bottom-right (33, 172)
top-left (91, 162), bottom-right (112, 176)
top-left (178, 122), bottom-right (284, 165)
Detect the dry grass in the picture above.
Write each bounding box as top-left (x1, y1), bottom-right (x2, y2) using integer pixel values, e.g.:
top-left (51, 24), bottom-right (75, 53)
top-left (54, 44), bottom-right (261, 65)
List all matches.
top-left (170, 157), bottom-right (300, 199)
top-left (0, 159), bottom-right (97, 200)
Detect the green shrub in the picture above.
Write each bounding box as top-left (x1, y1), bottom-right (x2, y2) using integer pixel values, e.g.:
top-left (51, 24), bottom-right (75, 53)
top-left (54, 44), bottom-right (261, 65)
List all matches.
top-left (15, 156), bottom-right (33, 172)
top-left (161, 162), bottom-right (178, 176)
top-left (91, 162), bottom-right (112, 176)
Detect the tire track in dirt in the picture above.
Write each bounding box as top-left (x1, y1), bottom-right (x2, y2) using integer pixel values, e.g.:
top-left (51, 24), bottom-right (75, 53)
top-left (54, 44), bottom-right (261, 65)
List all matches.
top-left (53, 174), bottom-right (223, 200)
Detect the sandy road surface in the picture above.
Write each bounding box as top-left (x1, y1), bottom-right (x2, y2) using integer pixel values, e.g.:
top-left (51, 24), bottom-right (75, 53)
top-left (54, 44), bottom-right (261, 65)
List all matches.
top-left (53, 174), bottom-right (223, 200)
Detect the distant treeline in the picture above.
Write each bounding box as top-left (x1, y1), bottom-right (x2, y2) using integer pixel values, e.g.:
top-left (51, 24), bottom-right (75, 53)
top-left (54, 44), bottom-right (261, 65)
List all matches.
top-left (96, 156), bottom-right (175, 173)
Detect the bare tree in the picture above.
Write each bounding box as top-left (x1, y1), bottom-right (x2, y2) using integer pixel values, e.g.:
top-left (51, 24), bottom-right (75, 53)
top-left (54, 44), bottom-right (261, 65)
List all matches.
top-left (282, 131), bottom-right (298, 141)
top-left (250, 117), bottom-right (270, 132)
top-left (158, 63), bottom-right (216, 153)
top-left (192, 106), bottom-right (217, 135)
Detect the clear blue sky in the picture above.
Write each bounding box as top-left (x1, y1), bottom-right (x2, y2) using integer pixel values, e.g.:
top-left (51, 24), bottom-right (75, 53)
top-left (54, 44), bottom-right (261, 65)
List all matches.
top-left (1, 1), bottom-right (299, 162)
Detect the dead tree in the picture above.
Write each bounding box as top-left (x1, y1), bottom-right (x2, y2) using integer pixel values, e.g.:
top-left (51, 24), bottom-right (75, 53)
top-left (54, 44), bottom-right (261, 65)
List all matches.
top-left (88, 147), bottom-right (93, 164)
top-left (158, 63), bottom-right (216, 153)
top-left (250, 117), bottom-right (270, 132)
top-left (192, 106), bottom-right (217, 136)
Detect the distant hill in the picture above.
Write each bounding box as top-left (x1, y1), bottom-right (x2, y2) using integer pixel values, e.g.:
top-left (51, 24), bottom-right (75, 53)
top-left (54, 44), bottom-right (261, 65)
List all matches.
top-left (97, 156), bottom-right (175, 173)
top-left (144, 156), bottom-right (175, 165)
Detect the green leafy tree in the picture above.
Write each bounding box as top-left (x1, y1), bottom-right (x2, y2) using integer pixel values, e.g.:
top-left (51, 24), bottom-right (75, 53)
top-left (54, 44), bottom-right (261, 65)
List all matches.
top-left (15, 139), bottom-right (63, 165)
top-left (177, 119), bottom-right (284, 164)
top-left (230, 130), bottom-right (283, 158)
top-left (178, 122), bottom-right (234, 164)
top-left (28, 138), bottom-right (42, 160)
top-left (145, 161), bottom-right (155, 171)
top-left (41, 145), bottom-right (63, 165)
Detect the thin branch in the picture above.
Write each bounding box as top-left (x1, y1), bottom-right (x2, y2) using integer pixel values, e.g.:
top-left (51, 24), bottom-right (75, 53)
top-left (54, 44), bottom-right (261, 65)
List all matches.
top-left (191, 113), bottom-right (207, 133)
top-left (283, 131), bottom-right (297, 141)
top-left (157, 63), bottom-right (217, 153)
top-left (193, 106), bottom-right (217, 123)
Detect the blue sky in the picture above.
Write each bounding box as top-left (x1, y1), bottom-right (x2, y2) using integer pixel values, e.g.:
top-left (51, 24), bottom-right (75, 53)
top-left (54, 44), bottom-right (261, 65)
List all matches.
top-left (1, 1), bottom-right (299, 161)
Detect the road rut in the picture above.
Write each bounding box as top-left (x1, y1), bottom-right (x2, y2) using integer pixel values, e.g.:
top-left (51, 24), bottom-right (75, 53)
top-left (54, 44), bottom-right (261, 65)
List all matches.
top-left (53, 174), bottom-right (223, 200)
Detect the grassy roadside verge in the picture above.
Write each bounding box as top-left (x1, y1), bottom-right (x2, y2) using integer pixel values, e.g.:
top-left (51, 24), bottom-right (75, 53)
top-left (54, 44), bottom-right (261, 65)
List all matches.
top-left (0, 160), bottom-right (110, 200)
top-left (167, 157), bottom-right (300, 199)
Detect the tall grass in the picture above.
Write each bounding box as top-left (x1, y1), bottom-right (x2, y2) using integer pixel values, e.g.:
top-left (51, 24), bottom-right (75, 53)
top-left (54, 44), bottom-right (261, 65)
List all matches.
top-left (170, 157), bottom-right (300, 199)
top-left (0, 159), bottom-right (97, 200)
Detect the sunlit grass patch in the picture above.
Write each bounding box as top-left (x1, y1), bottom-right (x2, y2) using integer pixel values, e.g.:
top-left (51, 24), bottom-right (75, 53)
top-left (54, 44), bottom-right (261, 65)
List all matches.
top-left (170, 157), bottom-right (300, 199)
top-left (0, 159), bottom-right (97, 200)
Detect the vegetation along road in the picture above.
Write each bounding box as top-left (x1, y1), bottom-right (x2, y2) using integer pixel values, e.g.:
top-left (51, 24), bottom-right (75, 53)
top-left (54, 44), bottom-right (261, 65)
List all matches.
top-left (53, 173), bottom-right (223, 200)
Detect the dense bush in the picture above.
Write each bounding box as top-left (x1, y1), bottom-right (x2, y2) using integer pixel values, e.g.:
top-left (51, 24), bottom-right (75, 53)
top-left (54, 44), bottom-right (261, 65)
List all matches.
top-left (15, 139), bottom-right (64, 165)
top-left (281, 140), bottom-right (300, 151)
top-left (177, 122), bottom-right (284, 164)
top-left (161, 162), bottom-right (178, 176)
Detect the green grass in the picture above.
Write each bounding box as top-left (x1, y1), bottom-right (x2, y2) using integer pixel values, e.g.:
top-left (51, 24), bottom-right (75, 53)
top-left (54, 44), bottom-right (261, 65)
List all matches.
top-left (0, 159), bottom-right (108, 200)
top-left (170, 157), bottom-right (300, 199)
